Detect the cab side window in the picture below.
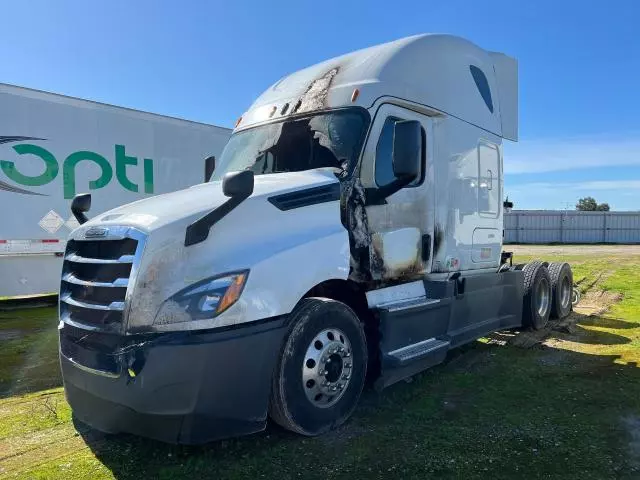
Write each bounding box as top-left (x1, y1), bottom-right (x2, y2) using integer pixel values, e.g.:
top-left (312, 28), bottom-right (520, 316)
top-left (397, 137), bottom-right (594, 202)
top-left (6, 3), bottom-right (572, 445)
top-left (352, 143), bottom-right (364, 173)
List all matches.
top-left (375, 116), bottom-right (423, 187)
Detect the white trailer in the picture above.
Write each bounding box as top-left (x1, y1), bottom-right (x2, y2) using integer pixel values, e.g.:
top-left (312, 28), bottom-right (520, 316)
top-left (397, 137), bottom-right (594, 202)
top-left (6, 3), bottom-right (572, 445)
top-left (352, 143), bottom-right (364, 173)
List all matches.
top-left (58, 34), bottom-right (574, 444)
top-left (0, 83), bottom-right (231, 297)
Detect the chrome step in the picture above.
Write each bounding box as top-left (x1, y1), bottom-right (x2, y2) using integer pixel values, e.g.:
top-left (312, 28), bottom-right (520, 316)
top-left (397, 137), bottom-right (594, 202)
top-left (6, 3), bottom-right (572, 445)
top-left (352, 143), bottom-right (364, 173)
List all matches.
top-left (379, 296), bottom-right (441, 313)
top-left (387, 338), bottom-right (450, 364)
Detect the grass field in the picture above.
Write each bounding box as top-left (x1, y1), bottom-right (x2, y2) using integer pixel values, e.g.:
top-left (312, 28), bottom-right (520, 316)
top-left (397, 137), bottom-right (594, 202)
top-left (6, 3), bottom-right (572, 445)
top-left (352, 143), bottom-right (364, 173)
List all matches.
top-left (2, 247), bottom-right (640, 479)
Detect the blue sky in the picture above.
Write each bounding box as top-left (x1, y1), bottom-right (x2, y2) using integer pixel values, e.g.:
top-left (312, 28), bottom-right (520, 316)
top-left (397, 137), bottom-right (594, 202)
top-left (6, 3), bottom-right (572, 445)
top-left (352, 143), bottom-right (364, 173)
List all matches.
top-left (1, 0), bottom-right (639, 210)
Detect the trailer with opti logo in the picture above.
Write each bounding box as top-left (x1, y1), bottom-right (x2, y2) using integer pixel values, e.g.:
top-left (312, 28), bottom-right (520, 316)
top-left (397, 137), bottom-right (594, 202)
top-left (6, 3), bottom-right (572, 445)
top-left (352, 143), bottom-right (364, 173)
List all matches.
top-left (0, 83), bottom-right (231, 297)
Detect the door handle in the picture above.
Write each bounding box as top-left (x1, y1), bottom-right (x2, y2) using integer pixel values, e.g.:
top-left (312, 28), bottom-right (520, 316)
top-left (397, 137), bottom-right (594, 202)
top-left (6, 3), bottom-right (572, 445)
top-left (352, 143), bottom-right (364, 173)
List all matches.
top-left (422, 234), bottom-right (431, 261)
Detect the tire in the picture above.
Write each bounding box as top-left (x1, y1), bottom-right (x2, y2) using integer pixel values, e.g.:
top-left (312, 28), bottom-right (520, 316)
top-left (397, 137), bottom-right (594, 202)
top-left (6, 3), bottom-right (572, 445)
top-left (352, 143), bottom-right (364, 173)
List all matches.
top-left (548, 262), bottom-right (573, 319)
top-left (522, 261), bottom-right (552, 330)
top-left (269, 297), bottom-right (367, 436)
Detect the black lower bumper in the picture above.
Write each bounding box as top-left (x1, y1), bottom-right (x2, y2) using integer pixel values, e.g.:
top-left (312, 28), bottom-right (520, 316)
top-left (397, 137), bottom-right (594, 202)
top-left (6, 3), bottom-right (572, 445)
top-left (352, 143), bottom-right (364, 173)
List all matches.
top-left (60, 317), bottom-right (287, 444)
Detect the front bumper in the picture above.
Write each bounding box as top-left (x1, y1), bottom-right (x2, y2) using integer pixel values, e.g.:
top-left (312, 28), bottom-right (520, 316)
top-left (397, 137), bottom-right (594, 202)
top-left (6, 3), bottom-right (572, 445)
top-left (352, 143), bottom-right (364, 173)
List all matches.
top-left (59, 317), bottom-right (287, 444)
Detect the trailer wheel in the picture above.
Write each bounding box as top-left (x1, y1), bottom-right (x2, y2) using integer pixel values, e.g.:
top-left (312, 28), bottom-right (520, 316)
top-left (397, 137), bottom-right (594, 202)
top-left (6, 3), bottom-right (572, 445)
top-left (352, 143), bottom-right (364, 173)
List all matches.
top-left (269, 298), bottom-right (367, 436)
top-left (522, 261), bottom-right (552, 330)
top-left (548, 262), bottom-right (573, 319)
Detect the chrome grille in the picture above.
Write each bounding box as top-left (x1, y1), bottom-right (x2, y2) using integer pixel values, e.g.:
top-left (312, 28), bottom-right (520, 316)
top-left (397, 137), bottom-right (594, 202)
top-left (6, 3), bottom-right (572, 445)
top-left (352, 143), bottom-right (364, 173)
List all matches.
top-left (60, 227), bottom-right (146, 333)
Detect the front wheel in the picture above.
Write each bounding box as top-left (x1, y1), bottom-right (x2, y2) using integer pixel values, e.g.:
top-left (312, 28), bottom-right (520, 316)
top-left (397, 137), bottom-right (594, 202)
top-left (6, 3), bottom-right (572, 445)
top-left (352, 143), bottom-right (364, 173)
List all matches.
top-left (269, 298), bottom-right (367, 436)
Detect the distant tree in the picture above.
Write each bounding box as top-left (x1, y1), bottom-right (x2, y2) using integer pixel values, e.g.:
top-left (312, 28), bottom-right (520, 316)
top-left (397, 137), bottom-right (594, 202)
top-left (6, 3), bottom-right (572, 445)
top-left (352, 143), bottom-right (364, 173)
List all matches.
top-left (576, 197), bottom-right (598, 211)
top-left (576, 197), bottom-right (610, 211)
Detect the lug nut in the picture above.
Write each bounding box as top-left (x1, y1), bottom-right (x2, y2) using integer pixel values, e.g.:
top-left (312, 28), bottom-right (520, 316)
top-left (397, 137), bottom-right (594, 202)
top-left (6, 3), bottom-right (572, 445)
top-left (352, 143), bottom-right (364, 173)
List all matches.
top-left (342, 374), bottom-right (350, 380)
top-left (344, 363), bottom-right (352, 368)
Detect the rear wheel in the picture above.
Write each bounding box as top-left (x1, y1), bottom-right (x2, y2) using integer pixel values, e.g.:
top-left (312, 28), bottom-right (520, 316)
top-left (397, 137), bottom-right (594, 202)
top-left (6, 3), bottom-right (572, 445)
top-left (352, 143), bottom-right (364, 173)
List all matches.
top-left (548, 262), bottom-right (573, 319)
top-left (269, 298), bottom-right (367, 436)
top-left (522, 261), bottom-right (552, 330)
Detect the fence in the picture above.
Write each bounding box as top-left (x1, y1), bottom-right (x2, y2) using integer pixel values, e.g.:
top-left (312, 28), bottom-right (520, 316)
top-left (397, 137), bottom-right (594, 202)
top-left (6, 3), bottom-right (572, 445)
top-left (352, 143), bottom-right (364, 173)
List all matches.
top-left (504, 210), bottom-right (640, 244)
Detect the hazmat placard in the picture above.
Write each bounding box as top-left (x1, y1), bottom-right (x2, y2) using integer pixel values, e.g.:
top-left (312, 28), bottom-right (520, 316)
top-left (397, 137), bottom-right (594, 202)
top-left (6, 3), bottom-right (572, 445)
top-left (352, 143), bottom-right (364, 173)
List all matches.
top-left (38, 210), bottom-right (64, 234)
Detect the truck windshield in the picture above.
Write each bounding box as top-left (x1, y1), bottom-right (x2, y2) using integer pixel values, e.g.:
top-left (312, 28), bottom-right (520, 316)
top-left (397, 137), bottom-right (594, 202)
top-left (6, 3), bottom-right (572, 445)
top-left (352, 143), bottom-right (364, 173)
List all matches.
top-left (210, 109), bottom-right (368, 181)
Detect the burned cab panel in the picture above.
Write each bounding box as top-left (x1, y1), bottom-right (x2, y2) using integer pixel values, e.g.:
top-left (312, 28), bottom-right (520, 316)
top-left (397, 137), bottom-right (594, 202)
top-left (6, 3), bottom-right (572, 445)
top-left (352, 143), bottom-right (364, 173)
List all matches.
top-left (342, 103), bottom-right (435, 284)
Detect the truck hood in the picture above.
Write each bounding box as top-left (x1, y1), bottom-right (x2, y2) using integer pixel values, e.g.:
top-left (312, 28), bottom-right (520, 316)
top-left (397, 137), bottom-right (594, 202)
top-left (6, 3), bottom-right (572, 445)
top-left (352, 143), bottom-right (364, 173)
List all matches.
top-left (71, 167), bottom-right (349, 333)
top-left (85, 168), bottom-right (340, 232)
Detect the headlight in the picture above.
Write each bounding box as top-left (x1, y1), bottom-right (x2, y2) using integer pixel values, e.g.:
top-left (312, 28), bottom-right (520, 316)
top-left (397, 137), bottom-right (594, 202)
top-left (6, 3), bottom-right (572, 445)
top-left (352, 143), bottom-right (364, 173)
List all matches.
top-left (170, 271), bottom-right (249, 320)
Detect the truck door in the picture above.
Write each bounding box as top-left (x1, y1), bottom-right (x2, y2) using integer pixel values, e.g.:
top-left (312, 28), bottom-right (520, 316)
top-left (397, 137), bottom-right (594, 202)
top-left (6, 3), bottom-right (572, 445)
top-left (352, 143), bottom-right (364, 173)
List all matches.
top-left (358, 103), bottom-right (435, 281)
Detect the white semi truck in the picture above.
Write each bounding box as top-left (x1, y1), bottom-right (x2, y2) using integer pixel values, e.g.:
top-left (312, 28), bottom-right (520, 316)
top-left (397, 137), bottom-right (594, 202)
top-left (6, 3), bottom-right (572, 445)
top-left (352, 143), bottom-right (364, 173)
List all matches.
top-left (0, 83), bottom-right (231, 297)
top-left (58, 34), bottom-right (574, 444)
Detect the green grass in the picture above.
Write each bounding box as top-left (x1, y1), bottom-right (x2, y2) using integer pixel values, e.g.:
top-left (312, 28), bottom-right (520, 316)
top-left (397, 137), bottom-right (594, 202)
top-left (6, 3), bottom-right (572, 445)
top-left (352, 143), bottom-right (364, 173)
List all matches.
top-left (2, 251), bottom-right (640, 479)
top-left (0, 306), bottom-right (61, 397)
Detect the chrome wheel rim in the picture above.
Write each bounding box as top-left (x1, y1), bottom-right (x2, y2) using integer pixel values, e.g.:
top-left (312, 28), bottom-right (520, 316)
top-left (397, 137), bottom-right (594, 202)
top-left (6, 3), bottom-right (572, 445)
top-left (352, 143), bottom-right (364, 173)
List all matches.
top-left (302, 328), bottom-right (352, 409)
top-left (560, 276), bottom-right (571, 310)
top-left (536, 277), bottom-right (551, 318)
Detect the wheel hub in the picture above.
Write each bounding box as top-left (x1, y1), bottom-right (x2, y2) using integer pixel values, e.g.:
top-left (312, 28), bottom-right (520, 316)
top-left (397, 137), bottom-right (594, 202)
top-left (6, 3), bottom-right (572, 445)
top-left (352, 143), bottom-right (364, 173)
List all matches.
top-left (302, 328), bottom-right (353, 408)
top-left (560, 276), bottom-right (571, 309)
top-left (536, 277), bottom-right (550, 317)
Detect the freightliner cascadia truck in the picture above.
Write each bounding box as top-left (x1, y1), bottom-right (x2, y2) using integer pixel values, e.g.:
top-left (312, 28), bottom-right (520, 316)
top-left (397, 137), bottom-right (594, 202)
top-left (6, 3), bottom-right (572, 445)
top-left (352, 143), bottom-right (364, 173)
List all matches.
top-left (58, 34), bottom-right (574, 444)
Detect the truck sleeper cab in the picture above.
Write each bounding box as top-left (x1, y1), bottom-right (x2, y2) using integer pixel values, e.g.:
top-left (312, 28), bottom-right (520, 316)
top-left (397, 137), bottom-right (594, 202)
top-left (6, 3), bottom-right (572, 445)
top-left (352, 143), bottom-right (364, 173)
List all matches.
top-left (59, 34), bottom-right (574, 444)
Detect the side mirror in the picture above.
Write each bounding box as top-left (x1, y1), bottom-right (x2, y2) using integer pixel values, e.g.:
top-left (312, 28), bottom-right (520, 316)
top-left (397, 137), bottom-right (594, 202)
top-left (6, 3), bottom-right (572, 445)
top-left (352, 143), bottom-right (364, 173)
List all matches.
top-left (204, 155), bottom-right (215, 182)
top-left (71, 193), bottom-right (91, 225)
top-left (222, 170), bottom-right (254, 198)
top-left (392, 120), bottom-right (422, 181)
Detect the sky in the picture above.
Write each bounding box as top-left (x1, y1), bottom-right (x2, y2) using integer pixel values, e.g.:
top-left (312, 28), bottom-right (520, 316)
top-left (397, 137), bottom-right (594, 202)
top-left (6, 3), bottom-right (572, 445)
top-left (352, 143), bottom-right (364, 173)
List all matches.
top-left (1, 0), bottom-right (639, 210)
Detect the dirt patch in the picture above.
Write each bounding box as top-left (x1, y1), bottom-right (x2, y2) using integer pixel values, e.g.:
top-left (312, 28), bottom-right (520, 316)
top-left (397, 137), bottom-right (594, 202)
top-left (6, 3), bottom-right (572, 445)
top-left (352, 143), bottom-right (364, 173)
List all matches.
top-left (498, 263), bottom-right (625, 351)
top-left (497, 287), bottom-right (624, 350)
top-left (576, 290), bottom-right (624, 317)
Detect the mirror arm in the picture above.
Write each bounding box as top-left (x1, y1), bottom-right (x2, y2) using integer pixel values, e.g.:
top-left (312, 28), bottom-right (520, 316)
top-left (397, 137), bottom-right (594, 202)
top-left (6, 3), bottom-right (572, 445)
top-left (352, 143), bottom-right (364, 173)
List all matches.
top-left (72, 210), bottom-right (89, 225)
top-left (184, 193), bottom-right (250, 247)
top-left (365, 175), bottom-right (414, 206)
